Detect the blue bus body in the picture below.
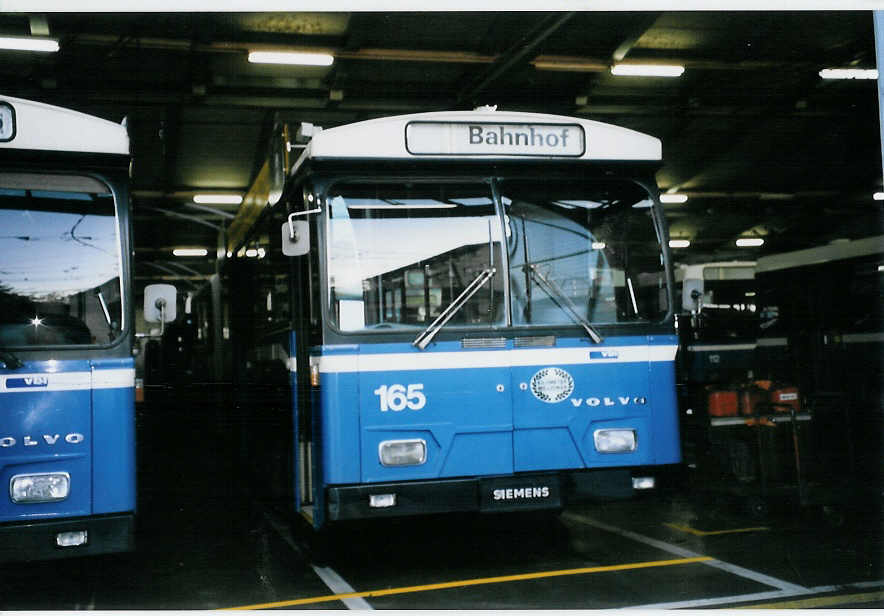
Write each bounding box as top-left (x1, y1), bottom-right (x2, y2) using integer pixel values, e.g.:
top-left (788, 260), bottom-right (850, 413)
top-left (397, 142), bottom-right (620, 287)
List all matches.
top-left (310, 336), bottom-right (679, 525)
top-left (0, 96), bottom-right (135, 561)
top-left (230, 111), bottom-right (681, 529)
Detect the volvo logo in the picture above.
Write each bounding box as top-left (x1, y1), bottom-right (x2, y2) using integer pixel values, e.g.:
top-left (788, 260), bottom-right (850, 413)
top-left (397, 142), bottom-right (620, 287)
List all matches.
top-left (0, 433), bottom-right (85, 447)
top-left (570, 396), bottom-right (647, 408)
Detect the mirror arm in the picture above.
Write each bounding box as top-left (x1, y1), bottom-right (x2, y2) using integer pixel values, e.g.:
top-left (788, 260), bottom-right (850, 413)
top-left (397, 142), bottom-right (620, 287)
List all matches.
top-left (155, 298), bottom-right (167, 336)
top-left (287, 210), bottom-right (321, 239)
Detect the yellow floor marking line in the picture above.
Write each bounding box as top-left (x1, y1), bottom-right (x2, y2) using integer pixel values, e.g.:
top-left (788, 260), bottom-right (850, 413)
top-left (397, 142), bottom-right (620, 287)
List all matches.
top-left (739, 589), bottom-right (884, 609)
top-left (224, 555), bottom-right (713, 610)
top-left (665, 522), bottom-right (770, 537)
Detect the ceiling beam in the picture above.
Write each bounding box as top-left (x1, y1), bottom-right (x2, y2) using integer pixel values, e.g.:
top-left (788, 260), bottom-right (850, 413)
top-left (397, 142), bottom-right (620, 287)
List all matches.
top-left (182, 202), bottom-right (237, 219)
top-left (456, 12), bottom-right (576, 106)
top-left (611, 12), bottom-right (661, 62)
top-left (140, 206), bottom-right (224, 231)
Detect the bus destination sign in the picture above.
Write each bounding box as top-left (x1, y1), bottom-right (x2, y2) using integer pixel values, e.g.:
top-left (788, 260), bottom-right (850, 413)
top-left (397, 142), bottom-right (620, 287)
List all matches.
top-left (406, 121), bottom-right (585, 157)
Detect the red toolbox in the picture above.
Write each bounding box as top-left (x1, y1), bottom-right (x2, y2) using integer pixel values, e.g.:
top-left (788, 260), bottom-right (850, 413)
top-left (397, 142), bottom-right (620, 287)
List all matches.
top-left (708, 390), bottom-right (739, 417)
top-left (739, 386), bottom-right (769, 416)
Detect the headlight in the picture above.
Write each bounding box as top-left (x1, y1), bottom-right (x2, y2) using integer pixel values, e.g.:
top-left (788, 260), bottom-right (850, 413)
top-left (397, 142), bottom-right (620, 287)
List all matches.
top-left (594, 429), bottom-right (637, 453)
top-left (379, 439), bottom-right (427, 466)
top-left (10, 472), bottom-right (70, 503)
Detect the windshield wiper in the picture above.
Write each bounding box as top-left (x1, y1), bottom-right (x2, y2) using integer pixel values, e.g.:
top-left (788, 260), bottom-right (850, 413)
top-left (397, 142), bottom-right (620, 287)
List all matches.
top-left (94, 287), bottom-right (116, 334)
top-left (525, 264), bottom-right (603, 344)
top-left (413, 267), bottom-right (496, 350)
top-left (0, 349), bottom-right (24, 370)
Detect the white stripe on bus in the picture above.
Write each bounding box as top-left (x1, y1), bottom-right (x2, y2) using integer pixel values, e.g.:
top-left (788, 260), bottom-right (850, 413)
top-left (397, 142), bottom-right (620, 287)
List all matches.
top-left (0, 369), bottom-right (135, 393)
top-left (686, 344), bottom-right (756, 352)
top-left (756, 337), bottom-right (788, 347)
top-left (313, 345), bottom-right (677, 374)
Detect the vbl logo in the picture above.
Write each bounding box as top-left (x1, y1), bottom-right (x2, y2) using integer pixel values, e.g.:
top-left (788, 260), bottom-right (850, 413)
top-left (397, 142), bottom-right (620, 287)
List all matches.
top-left (7, 377), bottom-right (49, 388)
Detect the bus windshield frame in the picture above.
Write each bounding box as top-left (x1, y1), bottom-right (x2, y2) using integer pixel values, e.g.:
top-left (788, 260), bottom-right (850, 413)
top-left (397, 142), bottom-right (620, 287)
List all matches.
top-left (0, 172), bottom-right (127, 350)
top-left (322, 175), bottom-right (670, 336)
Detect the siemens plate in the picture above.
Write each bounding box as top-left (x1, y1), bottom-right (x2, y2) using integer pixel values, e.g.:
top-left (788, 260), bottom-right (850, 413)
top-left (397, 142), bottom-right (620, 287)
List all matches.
top-left (406, 122), bottom-right (585, 157)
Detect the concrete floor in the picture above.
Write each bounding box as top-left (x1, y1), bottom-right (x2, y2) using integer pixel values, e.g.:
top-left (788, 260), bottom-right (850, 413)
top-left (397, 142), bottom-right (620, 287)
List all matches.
top-left (1, 387), bottom-right (882, 610)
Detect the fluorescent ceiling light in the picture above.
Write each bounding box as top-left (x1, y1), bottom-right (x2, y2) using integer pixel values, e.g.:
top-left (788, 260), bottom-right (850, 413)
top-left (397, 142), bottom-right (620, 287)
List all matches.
top-left (173, 248), bottom-right (208, 257)
top-left (873, 192), bottom-right (884, 201)
top-left (736, 238), bottom-right (765, 247)
top-left (669, 239), bottom-right (690, 248)
top-left (819, 68), bottom-right (878, 80)
top-left (0, 36), bottom-right (59, 53)
top-left (591, 242), bottom-right (607, 250)
top-left (611, 64), bottom-right (684, 77)
top-left (193, 194), bottom-right (243, 205)
top-left (248, 51), bottom-right (334, 66)
top-left (660, 194), bottom-right (688, 204)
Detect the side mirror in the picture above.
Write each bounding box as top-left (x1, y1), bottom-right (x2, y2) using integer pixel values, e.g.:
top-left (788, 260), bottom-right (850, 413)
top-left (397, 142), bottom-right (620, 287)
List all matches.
top-left (682, 279), bottom-right (703, 313)
top-left (281, 220), bottom-right (310, 256)
top-left (144, 284), bottom-right (177, 324)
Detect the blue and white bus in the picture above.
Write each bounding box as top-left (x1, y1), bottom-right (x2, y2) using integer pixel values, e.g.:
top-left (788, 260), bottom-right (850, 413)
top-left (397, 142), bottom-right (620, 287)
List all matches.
top-left (0, 96), bottom-right (135, 560)
top-left (229, 109), bottom-right (680, 533)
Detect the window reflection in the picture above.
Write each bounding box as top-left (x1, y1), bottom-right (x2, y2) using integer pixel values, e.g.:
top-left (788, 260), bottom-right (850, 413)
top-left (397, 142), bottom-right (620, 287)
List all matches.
top-left (0, 175), bottom-right (122, 346)
top-left (502, 180), bottom-right (667, 325)
top-left (326, 183), bottom-right (503, 332)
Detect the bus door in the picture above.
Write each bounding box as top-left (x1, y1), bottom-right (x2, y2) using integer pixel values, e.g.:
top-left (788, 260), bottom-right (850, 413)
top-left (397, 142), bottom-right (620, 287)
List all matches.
top-left (323, 181), bottom-right (515, 485)
top-left (501, 179), bottom-right (667, 472)
top-left (509, 342), bottom-right (653, 472)
top-left (0, 171), bottom-right (131, 536)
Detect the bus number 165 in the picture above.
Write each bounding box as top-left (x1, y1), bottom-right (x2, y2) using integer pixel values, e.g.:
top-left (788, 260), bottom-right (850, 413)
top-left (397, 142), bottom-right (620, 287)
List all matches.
top-left (373, 384), bottom-right (427, 411)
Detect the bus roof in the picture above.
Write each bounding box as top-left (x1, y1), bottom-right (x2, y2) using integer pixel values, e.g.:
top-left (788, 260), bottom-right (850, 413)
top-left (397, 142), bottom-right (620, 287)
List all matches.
top-left (294, 109), bottom-right (661, 172)
top-left (756, 235), bottom-right (884, 274)
top-left (0, 95), bottom-right (129, 156)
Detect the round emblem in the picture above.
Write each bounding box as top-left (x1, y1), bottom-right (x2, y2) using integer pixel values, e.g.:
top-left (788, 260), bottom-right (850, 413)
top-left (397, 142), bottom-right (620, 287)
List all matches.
top-left (529, 367), bottom-right (574, 403)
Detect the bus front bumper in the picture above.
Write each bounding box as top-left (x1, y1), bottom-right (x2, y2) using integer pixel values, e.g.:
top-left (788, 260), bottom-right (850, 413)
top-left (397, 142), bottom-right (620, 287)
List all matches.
top-left (326, 468), bottom-right (647, 521)
top-left (0, 512), bottom-right (134, 562)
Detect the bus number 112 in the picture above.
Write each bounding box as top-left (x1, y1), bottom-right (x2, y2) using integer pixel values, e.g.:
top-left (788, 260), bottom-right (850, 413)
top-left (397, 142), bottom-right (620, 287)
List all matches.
top-left (374, 384), bottom-right (427, 411)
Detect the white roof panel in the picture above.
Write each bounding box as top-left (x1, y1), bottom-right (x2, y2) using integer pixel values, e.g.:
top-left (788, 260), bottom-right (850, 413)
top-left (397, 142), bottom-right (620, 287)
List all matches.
top-left (296, 110), bottom-right (661, 170)
top-left (0, 95), bottom-right (129, 156)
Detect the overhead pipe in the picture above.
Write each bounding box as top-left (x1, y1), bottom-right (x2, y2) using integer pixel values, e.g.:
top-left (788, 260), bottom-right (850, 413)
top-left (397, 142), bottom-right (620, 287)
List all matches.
top-left (456, 12), bottom-right (576, 105)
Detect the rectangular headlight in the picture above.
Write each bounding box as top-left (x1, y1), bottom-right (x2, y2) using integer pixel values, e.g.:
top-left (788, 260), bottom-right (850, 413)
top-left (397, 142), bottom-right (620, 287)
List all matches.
top-left (10, 472), bottom-right (70, 503)
top-left (379, 439), bottom-right (427, 467)
top-left (594, 429), bottom-right (637, 453)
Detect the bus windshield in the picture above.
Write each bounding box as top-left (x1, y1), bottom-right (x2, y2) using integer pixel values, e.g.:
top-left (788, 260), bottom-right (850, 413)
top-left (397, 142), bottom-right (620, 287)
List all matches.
top-left (501, 179), bottom-right (667, 326)
top-left (327, 181), bottom-right (504, 332)
top-left (0, 173), bottom-right (123, 347)
top-left (325, 178), bottom-right (667, 333)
